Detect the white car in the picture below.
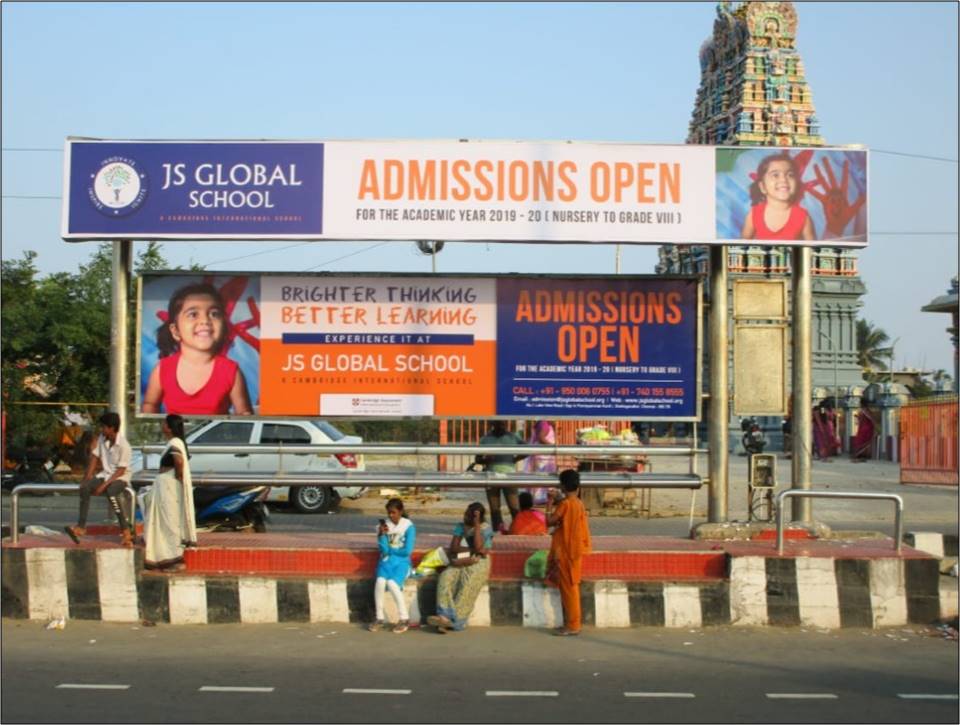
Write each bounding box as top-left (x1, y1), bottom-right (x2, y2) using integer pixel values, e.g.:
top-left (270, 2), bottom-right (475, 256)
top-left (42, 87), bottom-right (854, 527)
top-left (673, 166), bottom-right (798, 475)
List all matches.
top-left (131, 419), bottom-right (366, 513)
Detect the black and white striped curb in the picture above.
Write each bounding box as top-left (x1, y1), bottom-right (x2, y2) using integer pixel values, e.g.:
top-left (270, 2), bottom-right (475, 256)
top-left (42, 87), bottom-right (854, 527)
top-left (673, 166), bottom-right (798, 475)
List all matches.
top-left (904, 532), bottom-right (959, 561)
top-left (2, 548), bottom-right (955, 628)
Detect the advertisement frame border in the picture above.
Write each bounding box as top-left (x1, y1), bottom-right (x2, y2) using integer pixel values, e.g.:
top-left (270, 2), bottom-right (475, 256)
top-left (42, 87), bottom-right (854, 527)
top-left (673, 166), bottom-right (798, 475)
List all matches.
top-left (134, 271), bottom-right (702, 423)
top-left (62, 138), bottom-right (868, 248)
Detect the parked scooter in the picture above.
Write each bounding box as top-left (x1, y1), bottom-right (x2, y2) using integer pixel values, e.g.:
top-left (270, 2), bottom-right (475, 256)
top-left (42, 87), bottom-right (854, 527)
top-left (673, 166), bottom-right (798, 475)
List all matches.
top-left (194, 485), bottom-right (270, 533)
top-left (741, 417), bottom-right (767, 455)
top-left (136, 484), bottom-right (270, 533)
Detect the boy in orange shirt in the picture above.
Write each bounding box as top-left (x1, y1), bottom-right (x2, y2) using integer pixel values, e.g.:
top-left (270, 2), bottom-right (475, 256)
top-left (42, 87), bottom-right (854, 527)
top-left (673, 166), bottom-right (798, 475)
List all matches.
top-left (545, 469), bottom-right (592, 636)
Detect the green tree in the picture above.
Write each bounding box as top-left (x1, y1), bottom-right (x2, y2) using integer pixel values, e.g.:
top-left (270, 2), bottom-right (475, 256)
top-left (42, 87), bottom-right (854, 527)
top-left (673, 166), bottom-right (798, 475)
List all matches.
top-left (1, 248), bottom-right (113, 450)
top-left (2, 242), bottom-right (179, 453)
top-left (856, 319), bottom-right (891, 379)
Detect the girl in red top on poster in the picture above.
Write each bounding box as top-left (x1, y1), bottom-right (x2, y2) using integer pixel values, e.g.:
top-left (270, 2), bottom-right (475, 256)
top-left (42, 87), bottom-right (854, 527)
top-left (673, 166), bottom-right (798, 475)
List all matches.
top-left (740, 153), bottom-right (816, 242)
top-left (142, 283), bottom-right (252, 415)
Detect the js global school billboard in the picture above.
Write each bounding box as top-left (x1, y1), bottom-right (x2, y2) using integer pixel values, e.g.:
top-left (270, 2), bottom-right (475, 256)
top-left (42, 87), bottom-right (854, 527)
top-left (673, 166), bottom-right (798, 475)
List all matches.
top-left (64, 139), bottom-right (868, 247)
top-left (137, 273), bottom-right (700, 420)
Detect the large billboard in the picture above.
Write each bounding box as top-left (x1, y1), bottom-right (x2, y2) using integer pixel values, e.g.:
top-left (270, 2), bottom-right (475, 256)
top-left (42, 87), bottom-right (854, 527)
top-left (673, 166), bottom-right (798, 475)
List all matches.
top-left (64, 139), bottom-right (868, 247)
top-left (138, 273), bottom-right (700, 420)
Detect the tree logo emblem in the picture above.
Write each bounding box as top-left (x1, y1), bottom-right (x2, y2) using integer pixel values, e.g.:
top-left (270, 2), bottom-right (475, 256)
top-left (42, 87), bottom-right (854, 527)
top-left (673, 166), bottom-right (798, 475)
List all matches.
top-left (88, 156), bottom-right (148, 216)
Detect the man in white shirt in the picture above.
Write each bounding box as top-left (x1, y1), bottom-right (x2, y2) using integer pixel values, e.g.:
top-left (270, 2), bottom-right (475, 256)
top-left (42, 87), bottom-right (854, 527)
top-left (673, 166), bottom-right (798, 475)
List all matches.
top-left (64, 411), bottom-right (133, 547)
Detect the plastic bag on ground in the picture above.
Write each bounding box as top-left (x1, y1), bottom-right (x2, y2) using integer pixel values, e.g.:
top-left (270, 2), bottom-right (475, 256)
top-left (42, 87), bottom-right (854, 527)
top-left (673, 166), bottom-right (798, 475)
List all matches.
top-left (24, 525), bottom-right (59, 536)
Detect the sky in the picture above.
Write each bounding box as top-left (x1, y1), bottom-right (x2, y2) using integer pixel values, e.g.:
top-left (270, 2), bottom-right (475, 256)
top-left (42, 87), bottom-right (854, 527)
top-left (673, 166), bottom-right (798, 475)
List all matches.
top-left (2, 1), bottom-right (958, 374)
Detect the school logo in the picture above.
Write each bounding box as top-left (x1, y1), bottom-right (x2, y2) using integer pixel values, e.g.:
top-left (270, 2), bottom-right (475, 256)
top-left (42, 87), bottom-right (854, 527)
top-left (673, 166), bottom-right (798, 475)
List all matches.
top-left (88, 156), bottom-right (148, 216)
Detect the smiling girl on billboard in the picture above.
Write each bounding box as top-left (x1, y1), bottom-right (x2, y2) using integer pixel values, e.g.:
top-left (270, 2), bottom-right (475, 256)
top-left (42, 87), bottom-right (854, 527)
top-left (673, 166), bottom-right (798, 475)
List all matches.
top-left (740, 153), bottom-right (815, 241)
top-left (142, 282), bottom-right (253, 415)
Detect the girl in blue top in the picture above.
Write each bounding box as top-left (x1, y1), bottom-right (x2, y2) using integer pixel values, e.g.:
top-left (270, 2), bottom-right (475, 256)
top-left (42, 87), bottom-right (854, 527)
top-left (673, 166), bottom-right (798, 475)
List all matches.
top-left (369, 498), bottom-right (416, 633)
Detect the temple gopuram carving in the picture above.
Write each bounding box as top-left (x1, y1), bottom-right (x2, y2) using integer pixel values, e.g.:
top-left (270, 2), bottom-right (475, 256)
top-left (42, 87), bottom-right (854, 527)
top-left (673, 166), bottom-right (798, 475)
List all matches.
top-left (658, 1), bottom-right (868, 434)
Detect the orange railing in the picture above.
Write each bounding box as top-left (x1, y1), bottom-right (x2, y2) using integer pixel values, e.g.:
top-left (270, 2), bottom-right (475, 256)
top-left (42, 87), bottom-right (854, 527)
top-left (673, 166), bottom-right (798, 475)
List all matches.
top-left (900, 397), bottom-right (959, 485)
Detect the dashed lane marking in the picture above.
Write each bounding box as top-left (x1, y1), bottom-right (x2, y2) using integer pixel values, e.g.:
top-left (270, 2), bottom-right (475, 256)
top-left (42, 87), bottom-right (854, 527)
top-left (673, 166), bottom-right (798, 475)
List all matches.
top-left (486, 691), bottom-right (559, 697)
top-left (766, 693), bottom-right (838, 699)
top-left (198, 686), bottom-right (275, 693)
top-left (56, 684), bottom-right (130, 690)
top-left (624, 692), bottom-right (696, 698)
top-left (897, 694), bottom-right (959, 700)
top-left (342, 689), bottom-right (412, 695)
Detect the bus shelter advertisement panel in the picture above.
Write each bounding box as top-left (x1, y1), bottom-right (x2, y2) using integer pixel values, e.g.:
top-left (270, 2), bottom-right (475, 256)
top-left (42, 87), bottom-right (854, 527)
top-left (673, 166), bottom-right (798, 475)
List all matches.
top-left (64, 141), bottom-right (325, 238)
top-left (137, 273), bottom-right (698, 419)
top-left (321, 141), bottom-right (716, 244)
top-left (65, 139), bottom-right (867, 248)
top-left (259, 276), bottom-right (497, 417)
top-left (496, 278), bottom-right (698, 418)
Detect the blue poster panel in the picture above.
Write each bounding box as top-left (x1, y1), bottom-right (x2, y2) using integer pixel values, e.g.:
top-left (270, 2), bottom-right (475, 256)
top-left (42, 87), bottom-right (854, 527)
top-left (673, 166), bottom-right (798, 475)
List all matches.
top-left (63, 141), bottom-right (324, 238)
top-left (495, 277), bottom-right (699, 419)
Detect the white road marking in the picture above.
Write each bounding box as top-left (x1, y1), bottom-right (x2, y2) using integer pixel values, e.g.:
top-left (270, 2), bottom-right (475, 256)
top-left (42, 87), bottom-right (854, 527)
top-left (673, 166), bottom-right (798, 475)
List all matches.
top-left (766, 693), bottom-right (838, 699)
top-left (56, 684), bottom-right (130, 690)
top-left (897, 694), bottom-right (959, 700)
top-left (486, 691), bottom-right (559, 697)
top-left (198, 686), bottom-right (274, 693)
top-left (624, 692), bottom-right (695, 698)
top-left (342, 688), bottom-right (411, 695)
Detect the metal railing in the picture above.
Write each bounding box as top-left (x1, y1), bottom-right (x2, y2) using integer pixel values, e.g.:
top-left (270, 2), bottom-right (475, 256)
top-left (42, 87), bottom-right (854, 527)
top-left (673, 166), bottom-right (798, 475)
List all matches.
top-left (129, 470), bottom-right (703, 489)
top-left (775, 489), bottom-right (904, 555)
top-left (8, 483), bottom-right (136, 545)
top-left (137, 443), bottom-right (706, 457)
top-left (132, 442), bottom-right (705, 491)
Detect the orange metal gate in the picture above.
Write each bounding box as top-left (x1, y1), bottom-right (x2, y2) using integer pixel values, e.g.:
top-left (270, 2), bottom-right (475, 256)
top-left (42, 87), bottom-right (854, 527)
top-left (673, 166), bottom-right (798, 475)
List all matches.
top-left (900, 397), bottom-right (959, 485)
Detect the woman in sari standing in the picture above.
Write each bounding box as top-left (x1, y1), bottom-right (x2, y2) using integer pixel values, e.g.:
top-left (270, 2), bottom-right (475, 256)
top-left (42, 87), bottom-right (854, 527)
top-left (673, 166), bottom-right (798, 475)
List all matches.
top-left (144, 414), bottom-right (196, 570)
top-left (851, 403), bottom-right (877, 461)
top-left (521, 420), bottom-right (556, 506)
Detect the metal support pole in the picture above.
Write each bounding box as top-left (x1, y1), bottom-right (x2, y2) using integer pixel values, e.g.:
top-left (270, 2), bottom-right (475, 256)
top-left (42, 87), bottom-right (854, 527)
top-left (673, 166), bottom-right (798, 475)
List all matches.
top-left (791, 246), bottom-right (813, 522)
top-left (110, 241), bottom-right (132, 436)
top-left (708, 245), bottom-right (728, 522)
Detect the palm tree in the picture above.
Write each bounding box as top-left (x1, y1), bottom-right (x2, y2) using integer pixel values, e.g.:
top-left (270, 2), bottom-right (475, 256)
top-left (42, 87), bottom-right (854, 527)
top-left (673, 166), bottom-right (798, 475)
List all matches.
top-left (856, 319), bottom-right (891, 376)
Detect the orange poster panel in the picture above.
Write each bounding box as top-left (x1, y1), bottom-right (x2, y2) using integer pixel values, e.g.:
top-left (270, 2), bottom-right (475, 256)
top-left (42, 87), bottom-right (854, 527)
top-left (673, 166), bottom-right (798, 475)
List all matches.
top-left (259, 340), bottom-right (496, 416)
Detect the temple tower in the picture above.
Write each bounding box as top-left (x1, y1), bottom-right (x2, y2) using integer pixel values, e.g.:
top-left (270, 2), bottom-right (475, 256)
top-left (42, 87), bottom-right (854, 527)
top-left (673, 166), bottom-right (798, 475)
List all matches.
top-left (658, 1), bottom-right (867, 445)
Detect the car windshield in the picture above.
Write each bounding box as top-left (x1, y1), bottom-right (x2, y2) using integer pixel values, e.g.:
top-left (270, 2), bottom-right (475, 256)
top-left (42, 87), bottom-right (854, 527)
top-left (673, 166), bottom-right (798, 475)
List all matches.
top-left (310, 420), bottom-right (345, 441)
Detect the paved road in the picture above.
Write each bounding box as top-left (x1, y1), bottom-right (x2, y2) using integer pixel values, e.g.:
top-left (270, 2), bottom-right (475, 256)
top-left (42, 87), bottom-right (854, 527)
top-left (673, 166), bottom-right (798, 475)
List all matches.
top-left (2, 620), bottom-right (957, 724)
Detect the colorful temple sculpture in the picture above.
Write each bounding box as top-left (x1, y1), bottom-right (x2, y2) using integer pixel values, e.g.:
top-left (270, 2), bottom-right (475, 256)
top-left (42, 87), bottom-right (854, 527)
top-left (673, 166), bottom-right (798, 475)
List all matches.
top-left (657, 1), bottom-right (868, 447)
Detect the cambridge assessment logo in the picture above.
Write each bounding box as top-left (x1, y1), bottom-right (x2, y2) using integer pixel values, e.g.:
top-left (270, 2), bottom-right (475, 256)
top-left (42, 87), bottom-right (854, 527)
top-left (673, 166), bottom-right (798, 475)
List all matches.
top-left (88, 156), bottom-right (148, 216)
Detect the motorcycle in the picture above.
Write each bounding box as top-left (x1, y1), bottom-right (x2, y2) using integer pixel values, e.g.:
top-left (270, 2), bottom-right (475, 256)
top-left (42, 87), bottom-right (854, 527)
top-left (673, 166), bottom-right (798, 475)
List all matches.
top-left (2, 446), bottom-right (58, 491)
top-left (136, 484), bottom-right (270, 533)
top-left (741, 417), bottom-right (767, 455)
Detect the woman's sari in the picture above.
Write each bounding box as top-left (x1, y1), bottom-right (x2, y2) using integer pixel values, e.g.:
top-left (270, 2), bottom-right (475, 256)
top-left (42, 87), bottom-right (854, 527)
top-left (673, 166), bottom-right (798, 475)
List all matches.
top-left (435, 522), bottom-right (493, 630)
top-left (521, 421), bottom-right (556, 505)
top-left (851, 409), bottom-right (876, 460)
top-left (144, 437), bottom-right (195, 568)
top-left (812, 408), bottom-right (840, 460)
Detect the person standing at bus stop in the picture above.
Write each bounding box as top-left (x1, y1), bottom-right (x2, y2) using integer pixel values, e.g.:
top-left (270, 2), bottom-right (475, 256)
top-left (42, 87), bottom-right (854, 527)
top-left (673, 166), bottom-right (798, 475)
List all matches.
top-left (64, 411), bottom-right (134, 547)
top-left (476, 420), bottom-right (524, 533)
top-left (545, 469), bottom-right (592, 636)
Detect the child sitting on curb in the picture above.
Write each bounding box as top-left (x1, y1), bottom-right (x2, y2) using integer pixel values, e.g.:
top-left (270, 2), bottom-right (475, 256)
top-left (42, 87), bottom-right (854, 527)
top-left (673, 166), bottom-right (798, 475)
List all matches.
top-left (369, 498), bottom-right (416, 633)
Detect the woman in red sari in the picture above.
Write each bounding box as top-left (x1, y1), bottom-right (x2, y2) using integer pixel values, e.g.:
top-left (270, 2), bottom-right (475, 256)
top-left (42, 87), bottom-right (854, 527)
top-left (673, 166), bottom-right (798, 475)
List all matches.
top-left (850, 405), bottom-right (877, 461)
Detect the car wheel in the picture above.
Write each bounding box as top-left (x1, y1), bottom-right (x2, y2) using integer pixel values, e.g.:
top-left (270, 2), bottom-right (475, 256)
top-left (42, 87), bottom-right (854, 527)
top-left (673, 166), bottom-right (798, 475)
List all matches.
top-left (292, 485), bottom-right (334, 514)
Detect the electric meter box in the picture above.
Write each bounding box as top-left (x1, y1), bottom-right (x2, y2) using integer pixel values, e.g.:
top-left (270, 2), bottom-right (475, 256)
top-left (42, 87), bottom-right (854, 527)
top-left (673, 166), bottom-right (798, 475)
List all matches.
top-left (749, 453), bottom-right (777, 488)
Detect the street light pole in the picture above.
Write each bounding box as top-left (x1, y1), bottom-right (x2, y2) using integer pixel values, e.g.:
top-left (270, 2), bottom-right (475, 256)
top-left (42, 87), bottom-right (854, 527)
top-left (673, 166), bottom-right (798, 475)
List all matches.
top-left (885, 337), bottom-right (900, 385)
top-left (817, 329), bottom-right (839, 409)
